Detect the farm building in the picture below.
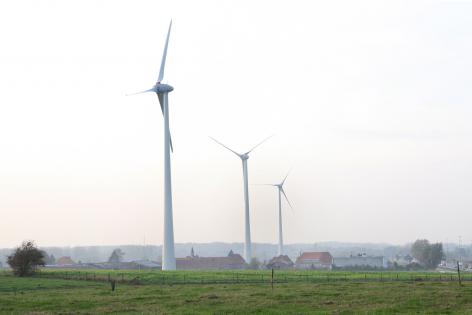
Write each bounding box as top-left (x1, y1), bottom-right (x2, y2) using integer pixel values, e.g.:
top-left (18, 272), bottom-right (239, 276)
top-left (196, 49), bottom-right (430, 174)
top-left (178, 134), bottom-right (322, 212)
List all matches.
top-left (333, 255), bottom-right (386, 269)
top-left (176, 249), bottom-right (247, 270)
top-left (56, 256), bottom-right (76, 266)
top-left (266, 255), bottom-right (294, 269)
top-left (295, 252), bottom-right (333, 269)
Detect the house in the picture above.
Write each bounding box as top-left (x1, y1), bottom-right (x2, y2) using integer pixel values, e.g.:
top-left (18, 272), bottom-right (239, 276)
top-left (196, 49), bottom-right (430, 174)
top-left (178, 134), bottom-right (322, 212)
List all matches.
top-left (333, 254), bottom-right (385, 269)
top-left (56, 256), bottom-right (76, 266)
top-left (266, 255), bottom-right (294, 269)
top-left (295, 252), bottom-right (333, 269)
top-left (176, 249), bottom-right (247, 270)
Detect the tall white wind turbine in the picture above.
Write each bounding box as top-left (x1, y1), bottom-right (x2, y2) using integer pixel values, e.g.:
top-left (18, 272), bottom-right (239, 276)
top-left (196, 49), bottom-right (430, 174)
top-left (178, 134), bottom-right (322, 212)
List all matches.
top-left (260, 171), bottom-right (293, 256)
top-left (129, 21), bottom-right (176, 270)
top-left (210, 136), bottom-right (272, 263)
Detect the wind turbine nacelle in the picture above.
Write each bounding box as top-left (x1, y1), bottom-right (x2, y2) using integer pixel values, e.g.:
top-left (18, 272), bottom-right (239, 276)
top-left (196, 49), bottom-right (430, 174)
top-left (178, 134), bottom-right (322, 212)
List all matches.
top-left (154, 83), bottom-right (174, 94)
top-left (241, 154), bottom-right (249, 160)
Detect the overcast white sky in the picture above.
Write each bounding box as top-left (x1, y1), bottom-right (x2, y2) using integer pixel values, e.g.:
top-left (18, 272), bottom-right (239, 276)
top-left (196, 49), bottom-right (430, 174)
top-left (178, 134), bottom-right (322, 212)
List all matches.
top-left (1, 0), bottom-right (472, 248)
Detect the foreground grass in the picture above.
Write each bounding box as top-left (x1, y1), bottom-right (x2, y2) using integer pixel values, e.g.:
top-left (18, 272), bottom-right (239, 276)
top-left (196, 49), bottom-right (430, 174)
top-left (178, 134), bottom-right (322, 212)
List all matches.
top-left (1, 274), bottom-right (472, 314)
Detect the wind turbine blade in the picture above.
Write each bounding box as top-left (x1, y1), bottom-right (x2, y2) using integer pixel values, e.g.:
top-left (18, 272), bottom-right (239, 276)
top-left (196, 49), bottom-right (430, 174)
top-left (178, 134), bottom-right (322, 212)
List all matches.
top-left (281, 168), bottom-right (292, 186)
top-left (157, 20), bottom-right (172, 83)
top-left (246, 135), bottom-right (274, 154)
top-left (281, 187), bottom-right (293, 210)
top-left (209, 137), bottom-right (241, 157)
top-left (126, 88), bottom-right (156, 96)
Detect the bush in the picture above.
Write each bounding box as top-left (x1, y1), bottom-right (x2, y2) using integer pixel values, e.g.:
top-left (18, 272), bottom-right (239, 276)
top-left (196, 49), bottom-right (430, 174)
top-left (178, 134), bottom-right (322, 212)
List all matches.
top-left (7, 241), bottom-right (45, 276)
top-left (248, 258), bottom-right (261, 270)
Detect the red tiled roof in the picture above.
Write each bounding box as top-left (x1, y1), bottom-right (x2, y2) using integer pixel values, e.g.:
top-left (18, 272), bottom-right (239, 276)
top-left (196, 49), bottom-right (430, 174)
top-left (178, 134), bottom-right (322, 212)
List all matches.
top-left (296, 252), bottom-right (332, 265)
top-left (176, 254), bottom-right (247, 270)
top-left (56, 256), bottom-right (76, 265)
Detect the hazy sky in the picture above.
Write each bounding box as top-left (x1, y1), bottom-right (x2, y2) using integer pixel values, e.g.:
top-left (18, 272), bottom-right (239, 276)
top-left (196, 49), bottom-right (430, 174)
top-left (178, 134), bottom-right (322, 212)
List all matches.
top-left (1, 0), bottom-right (472, 248)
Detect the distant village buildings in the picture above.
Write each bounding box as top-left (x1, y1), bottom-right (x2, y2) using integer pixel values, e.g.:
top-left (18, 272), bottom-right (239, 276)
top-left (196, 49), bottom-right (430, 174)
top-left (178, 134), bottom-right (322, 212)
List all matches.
top-left (333, 254), bottom-right (386, 269)
top-left (295, 252), bottom-right (333, 269)
top-left (392, 254), bottom-right (414, 267)
top-left (44, 249), bottom-right (388, 271)
top-left (176, 249), bottom-right (247, 270)
top-left (56, 256), bottom-right (76, 266)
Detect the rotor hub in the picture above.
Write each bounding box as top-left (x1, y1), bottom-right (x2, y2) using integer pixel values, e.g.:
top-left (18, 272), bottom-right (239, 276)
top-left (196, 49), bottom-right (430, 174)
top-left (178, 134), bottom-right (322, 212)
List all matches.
top-left (154, 83), bottom-right (174, 94)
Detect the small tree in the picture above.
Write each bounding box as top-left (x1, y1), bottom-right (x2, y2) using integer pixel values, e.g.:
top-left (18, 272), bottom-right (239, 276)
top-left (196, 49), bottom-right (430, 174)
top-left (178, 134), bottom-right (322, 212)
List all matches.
top-left (411, 239), bottom-right (444, 269)
top-left (248, 258), bottom-right (261, 270)
top-left (411, 239), bottom-right (431, 267)
top-left (429, 243), bottom-right (444, 268)
top-left (7, 241), bottom-right (45, 276)
top-left (108, 248), bottom-right (125, 263)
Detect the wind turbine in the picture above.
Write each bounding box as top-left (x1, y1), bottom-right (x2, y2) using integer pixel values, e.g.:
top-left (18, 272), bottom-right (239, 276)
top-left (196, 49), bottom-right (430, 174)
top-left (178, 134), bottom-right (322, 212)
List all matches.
top-left (129, 21), bottom-right (176, 270)
top-left (260, 170), bottom-right (293, 256)
top-left (210, 136), bottom-right (272, 263)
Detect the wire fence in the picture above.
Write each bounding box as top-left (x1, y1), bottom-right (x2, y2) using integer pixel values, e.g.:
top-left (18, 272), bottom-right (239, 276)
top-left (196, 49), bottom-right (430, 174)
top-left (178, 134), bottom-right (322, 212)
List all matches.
top-left (10, 269), bottom-right (471, 286)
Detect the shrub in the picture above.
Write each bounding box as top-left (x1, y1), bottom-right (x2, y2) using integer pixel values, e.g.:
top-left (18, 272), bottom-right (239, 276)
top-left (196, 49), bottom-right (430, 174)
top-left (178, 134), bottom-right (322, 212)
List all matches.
top-left (7, 241), bottom-right (45, 276)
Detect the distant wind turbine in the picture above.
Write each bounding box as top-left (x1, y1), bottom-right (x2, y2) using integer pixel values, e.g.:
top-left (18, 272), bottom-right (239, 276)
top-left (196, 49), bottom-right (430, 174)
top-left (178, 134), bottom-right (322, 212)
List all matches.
top-left (259, 170), bottom-right (293, 256)
top-left (210, 136), bottom-right (273, 263)
top-left (129, 21), bottom-right (176, 270)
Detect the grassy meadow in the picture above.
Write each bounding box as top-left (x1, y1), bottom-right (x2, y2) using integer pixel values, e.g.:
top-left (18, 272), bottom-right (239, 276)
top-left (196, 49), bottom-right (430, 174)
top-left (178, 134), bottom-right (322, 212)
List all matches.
top-left (1, 270), bottom-right (472, 314)
top-left (33, 268), bottom-right (470, 284)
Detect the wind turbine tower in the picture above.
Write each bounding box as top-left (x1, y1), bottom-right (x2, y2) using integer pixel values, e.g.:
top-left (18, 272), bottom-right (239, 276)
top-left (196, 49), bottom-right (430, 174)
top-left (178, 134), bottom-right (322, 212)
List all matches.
top-left (260, 171), bottom-right (293, 256)
top-left (210, 136), bottom-right (272, 263)
top-left (130, 21), bottom-right (176, 270)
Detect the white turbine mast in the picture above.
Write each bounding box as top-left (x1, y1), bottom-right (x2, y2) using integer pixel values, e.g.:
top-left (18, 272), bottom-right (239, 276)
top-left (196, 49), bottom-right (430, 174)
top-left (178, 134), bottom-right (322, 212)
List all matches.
top-left (259, 170), bottom-right (293, 256)
top-left (210, 135), bottom-right (273, 263)
top-left (129, 20), bottom-right (176, 270)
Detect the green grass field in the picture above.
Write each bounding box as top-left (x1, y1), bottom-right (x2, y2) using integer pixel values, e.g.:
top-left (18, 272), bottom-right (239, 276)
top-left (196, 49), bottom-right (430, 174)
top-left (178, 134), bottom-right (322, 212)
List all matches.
top-left (32, 268), bottom-right (470, 284)
top-left (1, 270), bottom-right (472, 314)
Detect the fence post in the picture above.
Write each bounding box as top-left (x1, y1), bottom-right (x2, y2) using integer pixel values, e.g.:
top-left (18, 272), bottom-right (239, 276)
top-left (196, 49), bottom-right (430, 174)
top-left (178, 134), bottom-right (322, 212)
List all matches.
top-left (457, 261), bottom-right (462, 286)
top-left (271, 269), bottom-right (274, 290)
